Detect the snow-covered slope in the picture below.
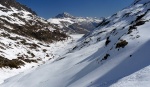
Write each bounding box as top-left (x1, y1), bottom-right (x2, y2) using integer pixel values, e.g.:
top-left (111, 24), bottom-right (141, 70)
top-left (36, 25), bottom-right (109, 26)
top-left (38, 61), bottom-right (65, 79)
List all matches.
top-left (110, 65), bottom-right (150, 87)
top-left (48, 12), bottom-right (103, 34)
top-left (1, 0), bottom-right (150, 87)
top-left (0, 0), bottom-right (68, 83)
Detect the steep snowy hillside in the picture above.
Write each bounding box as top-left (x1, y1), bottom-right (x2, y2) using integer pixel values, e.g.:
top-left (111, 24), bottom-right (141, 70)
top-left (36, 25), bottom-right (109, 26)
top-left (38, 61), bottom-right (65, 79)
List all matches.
top-left (48, 12), bottom-right (103, 34)
top-left (1, 0), bottom-right (150, 87)
top-left (0, 0), bottom-right (68, 83)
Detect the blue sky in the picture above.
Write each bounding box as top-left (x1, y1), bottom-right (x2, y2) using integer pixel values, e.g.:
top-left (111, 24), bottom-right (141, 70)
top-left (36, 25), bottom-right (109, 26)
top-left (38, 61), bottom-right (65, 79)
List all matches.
top-left (16, 0), bottom-right (134, 19)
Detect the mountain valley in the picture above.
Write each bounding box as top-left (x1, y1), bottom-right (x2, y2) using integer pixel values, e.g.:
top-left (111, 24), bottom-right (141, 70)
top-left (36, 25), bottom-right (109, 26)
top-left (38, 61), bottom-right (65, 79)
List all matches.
top-left (0, 0), bottom-right (150, 87)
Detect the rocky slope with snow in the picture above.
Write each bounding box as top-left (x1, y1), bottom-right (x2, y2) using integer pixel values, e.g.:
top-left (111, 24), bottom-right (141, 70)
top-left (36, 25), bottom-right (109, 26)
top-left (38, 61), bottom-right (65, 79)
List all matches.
top-left (1, 0), bottom-right (150, 87)
top-left (0, 0), bottom-right (67, 42)
top-left (48, 12), bottom-right (103, 34)
top-left (0, 0), bottom-right (68, 83)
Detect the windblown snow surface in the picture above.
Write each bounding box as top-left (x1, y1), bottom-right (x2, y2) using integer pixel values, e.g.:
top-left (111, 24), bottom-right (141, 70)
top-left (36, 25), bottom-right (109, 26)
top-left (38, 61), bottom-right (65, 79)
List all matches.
top-left (1, 0), bottom-right (150, 87)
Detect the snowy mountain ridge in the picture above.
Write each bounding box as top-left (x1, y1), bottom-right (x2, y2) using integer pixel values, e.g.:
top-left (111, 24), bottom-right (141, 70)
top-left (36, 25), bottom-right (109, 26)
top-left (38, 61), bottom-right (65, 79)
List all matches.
top-left (1, 0), bottom-right (150, 87)
top-left (48, 12), bottom-right (104, 34)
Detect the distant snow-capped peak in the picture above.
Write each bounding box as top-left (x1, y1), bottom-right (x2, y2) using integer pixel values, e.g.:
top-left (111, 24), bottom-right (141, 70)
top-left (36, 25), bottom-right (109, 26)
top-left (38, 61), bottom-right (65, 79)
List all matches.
top-left (48, 12), bottom-right (104, 34)
top-left (55, 12), bottom-right (75, 18)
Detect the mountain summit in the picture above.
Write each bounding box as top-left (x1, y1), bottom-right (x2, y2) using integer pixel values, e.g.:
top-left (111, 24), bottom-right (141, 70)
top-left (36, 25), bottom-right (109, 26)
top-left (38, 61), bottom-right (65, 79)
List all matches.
top-left (55, 12), bottom-right (75, 18)
top-left (48, 12), bottom-right (103, 34)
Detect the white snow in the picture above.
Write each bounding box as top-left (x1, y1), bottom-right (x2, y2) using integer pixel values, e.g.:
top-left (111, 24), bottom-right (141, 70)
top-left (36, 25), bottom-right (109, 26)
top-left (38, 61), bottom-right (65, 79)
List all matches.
top-left (48, 18), bottom-right (74, 24)
top-left (110, 65), bottom-right (150, 87)
top-left (0, 2), bottom-right (74, 86)
top-left (0, 63), bottom-right (38, 84)
top-left (1, 0), bottom-right (150, 87)
top-left (0, 4), bottom-right (5, 8)
top-left (0, 34), bottom-right (83, 85)
top-left (1, 20), bottom-right (150, 87)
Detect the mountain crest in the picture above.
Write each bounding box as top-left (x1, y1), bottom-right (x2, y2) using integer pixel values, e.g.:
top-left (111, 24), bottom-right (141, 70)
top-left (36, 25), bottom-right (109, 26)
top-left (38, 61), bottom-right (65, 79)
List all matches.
top-left (133, 0), bottom-right (149, 5)
top-left (0, 0), bottom-right (37, 15)
top-left (55, 12), bottom-right (75, 18)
